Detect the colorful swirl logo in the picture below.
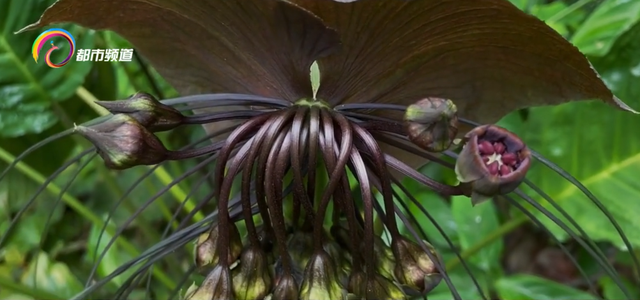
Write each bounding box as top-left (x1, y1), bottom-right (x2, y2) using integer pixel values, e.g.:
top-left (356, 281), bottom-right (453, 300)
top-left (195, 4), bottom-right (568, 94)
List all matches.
top-left (32, 28), bottom-right (76, 68)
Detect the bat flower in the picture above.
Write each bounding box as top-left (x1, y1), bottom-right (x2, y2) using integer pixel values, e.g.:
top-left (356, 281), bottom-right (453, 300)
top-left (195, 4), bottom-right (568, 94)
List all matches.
top-left (7, 0), bottom-right (638, 299)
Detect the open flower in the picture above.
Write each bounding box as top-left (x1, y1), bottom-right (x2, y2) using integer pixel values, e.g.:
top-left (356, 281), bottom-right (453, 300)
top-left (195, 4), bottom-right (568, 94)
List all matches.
top-left (455, 125), bottom-right (532, 205)
top-left (9, 0), bottom-right (638, 299)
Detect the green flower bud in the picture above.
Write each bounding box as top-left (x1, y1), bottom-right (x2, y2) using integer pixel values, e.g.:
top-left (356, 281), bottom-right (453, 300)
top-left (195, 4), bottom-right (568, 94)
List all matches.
top-left (75, 114), bottom-right (168, 170)
top-left (232, 247), bottom-right (272, 300)
top-left (404, 97), bottom-right (458, 152)
top-left (350, 272), bottom-right (405, 300)
top-left (324, 240), bottom-right (351, 287)
top-left (299, 251), bottom-right (347, 300)
top-left (392, 238), bottom-right (443, 296)
top-left (95, 92), bottom-right (184, 132)
top-left (184, 265), bottom-right (234, 300)
top-left (455, 125), bottom-right (531, 205)
top-left (287, 230), bottom-right (315, 269)
top-left (195, 223), bottom-right (243, 270)
top-left (373, 236), bottom-right (396, 280)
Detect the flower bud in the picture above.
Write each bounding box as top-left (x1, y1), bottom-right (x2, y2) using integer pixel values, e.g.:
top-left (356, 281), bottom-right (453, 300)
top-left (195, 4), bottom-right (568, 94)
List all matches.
top-left (272, 274), bottom-right (299, 300)
top-left (75, 114), bottom-right (168, 169)
top-left (95, 92), bottom-right (184, 132)
top-left (404, 97), bottom-right (458, 152)
top-left (184, 265), bottom-right (234, 300)
top-left (299, 251), bottom-right (347, 300)
top-left (372, 236), bottom-right (395, 280)
top-left (455, 125), bottom-right (531, 205)
top-left (324, 240), bottom-right (351, 287)
top-left (392, 238), bottom-right (443, 296)
top-left (232, 247), bottom-right (272, 300)
top-left (287, 231), bottom-right (315, 269)
top-left (350, 272), bottom-right (405, 299)
top-left (195, 223), bottom-right (243, 269)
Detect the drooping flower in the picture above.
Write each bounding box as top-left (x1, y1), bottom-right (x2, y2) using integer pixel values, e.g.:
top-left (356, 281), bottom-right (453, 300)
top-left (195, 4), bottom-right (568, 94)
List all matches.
top-left (5, 0), bottom-right (637, 300)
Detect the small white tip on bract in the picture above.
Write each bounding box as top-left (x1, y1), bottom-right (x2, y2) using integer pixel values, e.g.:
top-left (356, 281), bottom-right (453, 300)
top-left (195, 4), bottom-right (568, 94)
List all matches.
top-left (613, 96), bottom-right (639, 114)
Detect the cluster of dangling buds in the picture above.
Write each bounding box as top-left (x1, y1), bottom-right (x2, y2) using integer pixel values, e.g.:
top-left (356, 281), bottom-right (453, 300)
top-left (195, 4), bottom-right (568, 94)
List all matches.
top-left (404, 97), bottom-right (532, 205)
top-left (183, 221), bottom-right (443, 300)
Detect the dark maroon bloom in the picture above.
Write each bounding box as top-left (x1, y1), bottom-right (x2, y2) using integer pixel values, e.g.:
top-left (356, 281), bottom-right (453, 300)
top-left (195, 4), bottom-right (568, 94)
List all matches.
top-left (455, 125), bottom-right (531, 205)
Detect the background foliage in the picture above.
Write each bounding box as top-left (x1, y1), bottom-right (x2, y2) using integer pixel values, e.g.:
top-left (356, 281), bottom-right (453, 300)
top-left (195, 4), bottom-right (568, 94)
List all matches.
top-left (0, 0), bottom-right (639, 299)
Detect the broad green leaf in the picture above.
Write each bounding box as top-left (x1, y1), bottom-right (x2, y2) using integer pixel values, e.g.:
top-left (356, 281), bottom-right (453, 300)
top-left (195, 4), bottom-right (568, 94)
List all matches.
top-left (499, 22), bottom-right (640, 248)
top-left (21, 252), bottom-right (83, 299)
top-left (495, 275), bottom-right (598, 300)
top-left (0, 0), bottom-right (95, 137)
top-left (451, 196), bottom-right (502, 272)
top-left (600, 276), bottom-right (640, 300)
top-left (572, 0), bottom-right (640, 56)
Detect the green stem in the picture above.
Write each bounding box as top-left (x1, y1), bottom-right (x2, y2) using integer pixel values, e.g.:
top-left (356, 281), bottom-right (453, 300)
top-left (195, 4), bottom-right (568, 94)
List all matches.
top-left (0, 147), bottom-right (176, 288)
top-left (0, 276), bottom-right (64, 300)
top-left (546, 0), bottom-right (594, 24)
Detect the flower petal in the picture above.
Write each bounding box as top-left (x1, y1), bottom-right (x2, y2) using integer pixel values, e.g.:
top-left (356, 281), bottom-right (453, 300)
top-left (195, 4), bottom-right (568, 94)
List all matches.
top-left (21, 0), bottom-right (340, 100)
top-left (293, 0), bottom-right (636, 123)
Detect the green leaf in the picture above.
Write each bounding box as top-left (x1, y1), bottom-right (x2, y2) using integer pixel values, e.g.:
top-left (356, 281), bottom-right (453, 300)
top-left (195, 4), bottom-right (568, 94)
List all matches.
top-left (85, 218), bottom-right (135, 287)
top-left (428, 264), bottom-right (488, 300)
top-left (21, 252), bottom-right (83, 299)
top-left (571, 0), bottom-right (640, 56)
top-left (0, 0), bottom-right (95, 137)
top-left (398, 179), bottom-right (458, 247)
top-left (495, 275), bottom-right (598, 300)
top-left (600, 276), bottom-right (640, 300)
top-left (501, 22), bottom-right (640, 248)
top-left (451, 197), bottom-right (503, 272)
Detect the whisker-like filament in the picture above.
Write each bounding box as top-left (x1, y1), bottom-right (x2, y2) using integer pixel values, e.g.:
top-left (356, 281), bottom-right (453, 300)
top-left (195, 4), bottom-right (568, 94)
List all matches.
top-left (161, 93), bottom-right (292, 107)
top-left (0, 148), bottom-right (95, 248)
top-left (503, 194), bottom-right (601, 295)
top-left (513, 189), bottom-right (629, 297)
top-left (391, 180), bottom-right (488, 300)
top-left (87, 152), bottom-right (222, 285)
top-left (33, 152), bottom-right (97, 290)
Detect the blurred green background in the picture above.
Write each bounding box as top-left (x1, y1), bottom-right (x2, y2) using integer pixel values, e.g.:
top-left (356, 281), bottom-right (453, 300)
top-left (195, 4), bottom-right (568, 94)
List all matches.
top-left (1, 0), bottom-right (639, 299)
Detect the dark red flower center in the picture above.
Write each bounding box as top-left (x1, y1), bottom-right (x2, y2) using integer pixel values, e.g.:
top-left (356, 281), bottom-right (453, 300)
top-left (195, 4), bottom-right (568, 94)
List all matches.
top-left (477, 140), bottom-right (520, 176)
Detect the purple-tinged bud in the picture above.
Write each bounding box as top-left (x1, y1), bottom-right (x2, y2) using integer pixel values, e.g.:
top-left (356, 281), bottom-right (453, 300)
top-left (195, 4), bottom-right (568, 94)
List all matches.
top-left (272, 273), bottom-right (299, 300)
top-left (232, 247), bottom-right (272, 300)
top-left (455, 124), bottom-right (531, 205)
top-left (299, 250), bottom-right (347, 300)
top-left (392, 238), bottom-right (443, 296)
top-left (95, 92), bottom-right (184, 132)
top-left (195, 223), bottom-right (243, 270)
top-left (184, 265), bottom-right (234, 300)
top-left (404, 97), bottom-right (458, 152)
top-left (74, 114), bottom-right (168, 170)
